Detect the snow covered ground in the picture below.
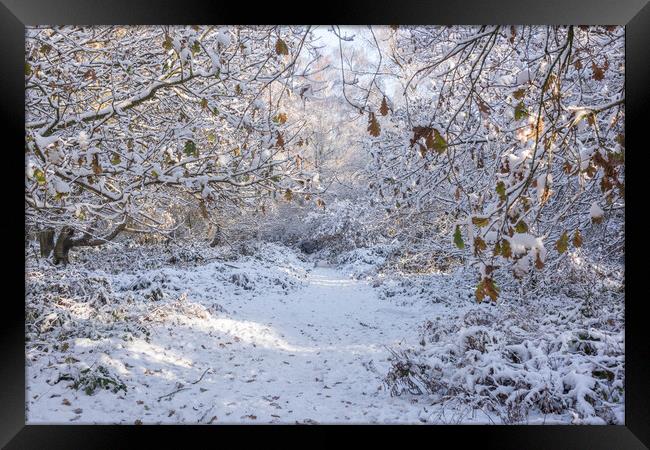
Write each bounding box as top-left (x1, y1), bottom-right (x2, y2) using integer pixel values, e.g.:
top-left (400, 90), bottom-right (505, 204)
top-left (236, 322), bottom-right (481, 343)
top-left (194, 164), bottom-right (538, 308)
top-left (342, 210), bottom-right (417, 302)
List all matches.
top-left (26, 243), bottom-right (422, 423)
top-left (25, 242), bottom-right (624, 424)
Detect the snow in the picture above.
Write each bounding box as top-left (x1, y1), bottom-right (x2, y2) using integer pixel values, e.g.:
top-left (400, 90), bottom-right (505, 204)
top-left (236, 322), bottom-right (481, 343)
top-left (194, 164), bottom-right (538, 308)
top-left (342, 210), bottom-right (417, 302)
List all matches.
top-left (515, 68), bottom-right (532, 85)
top-left (26, 244), bottom-right (432, 424)
top-left (23, 25), bottom-right (625, 426)
top-left (217, 30), bottom-right (230, 47)
top-left (590, 202), bottom-right (604, 220)
top-left (34, 133), bottom-right (60, 150)
top-left (26, 240), bottom-right (623, 425)
top-left (52, 178), bottom-right (71, 194)
top-left (508, 233), bottom-right (546, 261)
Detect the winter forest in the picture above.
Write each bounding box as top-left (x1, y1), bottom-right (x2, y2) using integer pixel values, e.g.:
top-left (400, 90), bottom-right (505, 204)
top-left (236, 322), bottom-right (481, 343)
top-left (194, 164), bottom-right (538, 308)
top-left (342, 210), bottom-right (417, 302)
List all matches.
top-left (25, 25), bottom-right (625, 424)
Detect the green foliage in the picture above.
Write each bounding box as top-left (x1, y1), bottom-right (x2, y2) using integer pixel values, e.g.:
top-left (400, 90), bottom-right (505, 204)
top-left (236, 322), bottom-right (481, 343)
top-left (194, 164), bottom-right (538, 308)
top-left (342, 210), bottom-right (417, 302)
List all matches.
top-left (431, 129), bottom-right (447, 153)
top-left (453, 225), bottom-right (464, 249)
top-left (184, 140), bottom-right (198, 157)
top-left (71, 365), bottom-right (127, 396)
top-left (496, 181), bottom-right (507, 202)
top-left (33, 168), bottom-right (46, 185)
top-left (556, 231), bottom-right (569, 254)
top-left (162, 35), bottom-right (174, 51)
top-left (514, 220), bottom-right (528, 233)
top-left (514, 101), bottom-right (528, 121)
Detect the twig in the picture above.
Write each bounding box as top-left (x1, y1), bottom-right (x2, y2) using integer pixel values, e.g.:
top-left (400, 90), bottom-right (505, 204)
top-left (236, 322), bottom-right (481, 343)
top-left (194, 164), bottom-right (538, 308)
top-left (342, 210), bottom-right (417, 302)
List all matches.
top-left (191, 368), bottom-right (211, 385)
top-left (199, 405), bottom-right (215, 423)
top-left (157, 387), bottom-right (190, 402)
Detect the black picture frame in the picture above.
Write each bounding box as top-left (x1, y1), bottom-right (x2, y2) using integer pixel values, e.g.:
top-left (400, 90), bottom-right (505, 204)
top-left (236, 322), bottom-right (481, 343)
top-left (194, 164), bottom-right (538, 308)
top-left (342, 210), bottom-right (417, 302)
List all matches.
top-left (2, 0), bottom-right (648, 448)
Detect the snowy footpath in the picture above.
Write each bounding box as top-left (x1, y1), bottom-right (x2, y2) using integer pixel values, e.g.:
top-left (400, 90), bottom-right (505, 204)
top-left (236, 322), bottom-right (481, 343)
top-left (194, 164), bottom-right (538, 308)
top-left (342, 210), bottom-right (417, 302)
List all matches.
top-left (26, 243), bottom-right (625, 425)
top-left (27, 251), bottom-right (437, 424)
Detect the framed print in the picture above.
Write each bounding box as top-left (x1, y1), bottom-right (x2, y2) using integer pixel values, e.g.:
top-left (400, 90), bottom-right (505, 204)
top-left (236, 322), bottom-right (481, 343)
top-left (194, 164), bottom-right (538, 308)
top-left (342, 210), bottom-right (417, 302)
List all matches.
top-left (2, 0), bottom-right (649, 447)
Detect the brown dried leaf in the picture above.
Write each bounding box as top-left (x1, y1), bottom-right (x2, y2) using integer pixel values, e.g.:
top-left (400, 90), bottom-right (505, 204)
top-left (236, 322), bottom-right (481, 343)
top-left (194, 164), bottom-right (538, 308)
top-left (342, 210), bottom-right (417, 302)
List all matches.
top-left (275, 38), bottom-right (289, 55)
top-left (367, 112), bottom-right (381, 137)
top-left (379, 97), bottom-right (389, 116)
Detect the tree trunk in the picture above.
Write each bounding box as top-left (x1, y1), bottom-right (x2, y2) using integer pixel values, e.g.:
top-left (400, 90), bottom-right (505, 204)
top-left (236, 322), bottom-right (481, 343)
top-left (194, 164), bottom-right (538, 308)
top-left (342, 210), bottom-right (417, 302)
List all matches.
top-left (210, 226), bottom-right (221, 247)
top-left (39, 228), bottom-right (55, 257)
top-left (50, 222), bottom-right (127, 266)
top-left (53, 227), bottom-right (74, 265)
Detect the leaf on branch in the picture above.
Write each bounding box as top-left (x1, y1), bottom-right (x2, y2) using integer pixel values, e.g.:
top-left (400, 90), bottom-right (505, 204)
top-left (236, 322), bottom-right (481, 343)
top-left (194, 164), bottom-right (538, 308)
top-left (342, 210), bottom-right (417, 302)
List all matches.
top-left (493, 240), bottom-right (501, 256)
top-left (368, 112), bottom-right (381, 137)
top-left (276, 132), bottom-right (285, 148)
top-left (162, 35), bottom-right (173, 50)
top-left (453, 225), bottom-right (464, 249)
top-left (514, 101), bottom-right (528, 121)
top-left (83, 69), bottom-right (97, 81)
top-left (472, 217), bottom-right (490, 227)
top-left (425, 133), bottom-right (434, 150)
top-left (591, 61), bottom-right (605, 81)
top-left (477, 99), bottom-right (490, 115)
top-left (110, 153), bottom-right (121, 165)
top-left (556, 231), bottom-right (569, 254)
top-left (275, 38), bottom-right (289, 55)
top-left (283, 188), bottom-right (293, 201)
top-left (316, 198), bottom-right (326, 209)
top-left (535, 252), bottom-right (545, 270)
top-left (25, 62), bottom-right (32, 77)
top-left (496, 181), bottom-right (507, 202)
top-left (476, 277), bottom-right (499, 303)
top-left (514, 220), bottom-right (528, 233)
top-left (573, 229), bottom-right (583, 247)
top-left (92, 154), bottom-right (102, 174)
top-left (501, 239), bottom-right (512, 258)
top-left (34, 168), bottom-right (46, 185)
top-left (379, 97), bottom-right (389, 116)
top-left (513, 88), bottom-right (526, 100)
top-left (474, 236), bottom-right (487, 256)
top-left (543, 73), bottom-right (557, 92)
top-left (432, 129), bottom-right (447, 153)
top-left (273, 113), bottom-right (287, 124)
top-left (615, 133), bottom-right (625, 148)
top-left (184, 140), bottom-right (198, 157)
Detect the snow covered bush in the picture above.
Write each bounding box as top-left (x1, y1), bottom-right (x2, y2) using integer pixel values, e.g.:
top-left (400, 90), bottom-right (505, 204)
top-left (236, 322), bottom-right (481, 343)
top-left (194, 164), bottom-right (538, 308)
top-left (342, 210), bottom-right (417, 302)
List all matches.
top-left (383, 280), bottom-right (624, 424)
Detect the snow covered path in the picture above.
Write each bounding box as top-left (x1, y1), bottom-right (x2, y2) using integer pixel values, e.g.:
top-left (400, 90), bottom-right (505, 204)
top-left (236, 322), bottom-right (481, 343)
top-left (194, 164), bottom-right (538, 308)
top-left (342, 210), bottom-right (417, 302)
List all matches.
top-left (28, 258), bottom-right (435, 424)
top-left (207, 266), bottom-right (426, 423)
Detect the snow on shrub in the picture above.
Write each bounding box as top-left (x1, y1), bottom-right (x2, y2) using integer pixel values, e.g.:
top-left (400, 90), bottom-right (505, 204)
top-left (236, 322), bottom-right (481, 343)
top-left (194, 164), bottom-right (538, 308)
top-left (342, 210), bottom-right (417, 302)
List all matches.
top-left (384, 296), bottom-right (624, 424)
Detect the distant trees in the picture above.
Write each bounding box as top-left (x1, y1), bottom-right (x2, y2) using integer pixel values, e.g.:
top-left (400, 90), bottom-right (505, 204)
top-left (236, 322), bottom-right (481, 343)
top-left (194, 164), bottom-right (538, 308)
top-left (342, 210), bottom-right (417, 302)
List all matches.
top-left (25, 25), bottom-right (326, 262)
